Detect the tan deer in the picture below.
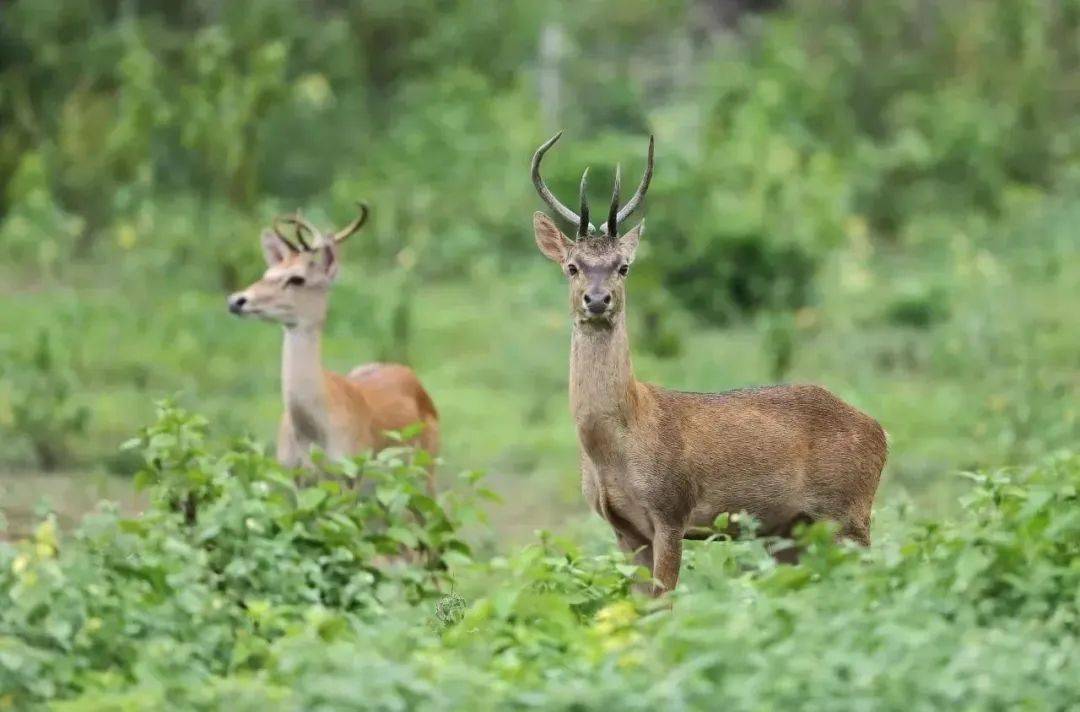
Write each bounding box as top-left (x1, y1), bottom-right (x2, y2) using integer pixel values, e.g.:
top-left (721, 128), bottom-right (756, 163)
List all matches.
top-left (530, 133), bottom-right (887, 595)
top-left (227, 205), bottom-right (439, 490)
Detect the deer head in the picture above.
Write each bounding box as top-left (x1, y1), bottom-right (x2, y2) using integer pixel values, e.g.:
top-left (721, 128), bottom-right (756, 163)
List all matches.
top-left (531, 132), bottom-right (653, 326)
top-left (227, 204), bottom-right (368, 329)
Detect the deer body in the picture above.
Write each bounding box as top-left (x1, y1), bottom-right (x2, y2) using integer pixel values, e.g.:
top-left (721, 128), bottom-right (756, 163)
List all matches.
top-left (229, 206), bottom-right (438, 489)
top-left (276, 326), bottom-right (438, 473)
top-left (531, 133), bottom-right (886, 595)
top-left (571, 311), bottom-right (885, 586)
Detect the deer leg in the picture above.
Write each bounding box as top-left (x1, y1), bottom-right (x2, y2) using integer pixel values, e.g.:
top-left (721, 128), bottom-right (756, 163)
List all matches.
top-left (650, 527), bottom-right (684, 597)
top-left (615, 530), bottom-right (653, 594)
top-left (840, 520), bottom-right (871, 547)
top-left (276, 416), bottom-right (302, 469)
top-left (770, 511), bottom-right (814, 564)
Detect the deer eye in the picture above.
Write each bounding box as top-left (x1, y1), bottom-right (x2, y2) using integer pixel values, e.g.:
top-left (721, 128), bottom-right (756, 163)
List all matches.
top-left (618, 264), bottom-right (629, 277)
top-left (566, 263), bottom-right (579, 276)
top-left (285, 275), bottom-right (306, 287)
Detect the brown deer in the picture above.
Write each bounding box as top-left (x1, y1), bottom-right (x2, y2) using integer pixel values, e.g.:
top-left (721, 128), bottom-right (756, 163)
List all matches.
top-left (530, 133), bottom-right (887, 595)
top-left (227, 205), bottom-right (439, 490)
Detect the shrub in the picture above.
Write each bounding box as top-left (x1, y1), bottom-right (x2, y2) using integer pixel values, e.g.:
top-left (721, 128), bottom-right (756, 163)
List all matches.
top-left (883, 283), bottom-right (950, 328)
top-left (0, 403), bottom-right (487, 707)
top-left (0, 330), bottom-right (89, 469)
top-left (2, 406), bottom-right (1078, 709)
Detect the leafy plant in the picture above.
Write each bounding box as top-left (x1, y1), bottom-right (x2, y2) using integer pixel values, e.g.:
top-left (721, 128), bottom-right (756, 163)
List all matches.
top-left (0, 330), bottom-right (89, 469)
top-left (3, 434), bottom-right (1077, 709)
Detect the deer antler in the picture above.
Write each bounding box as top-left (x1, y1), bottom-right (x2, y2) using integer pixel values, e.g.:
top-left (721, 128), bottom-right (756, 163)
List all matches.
top-left (290, 210), bottom-right (321, 250)
top-left (531, 133), bottom-right (654, 239)
top-left (273, 211), bottom-right (321, 251)
top-left (615, 135), bottom-right (653, 226)
top-left (531, 131), bottom-right (596, 236)
top-left (606, 164), bottom-right (621, 237)
top-left (271, 216), bottom-right (301, 253)
top-left (577, 168), bottom-right (591, 238)
top-left (273, 202), bottom-right (370, 251)
top-left (332, 202), bottom-right (369, 244)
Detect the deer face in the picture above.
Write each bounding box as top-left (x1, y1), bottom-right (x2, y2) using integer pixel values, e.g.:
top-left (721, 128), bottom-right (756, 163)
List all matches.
top-left (227, 205), bottom-right (368, 329)
top-left (228, 234), bottom-right (338, 328)
top-left (534, 213), bottom-right (641, 325)
top-left (529, 132), bottom-right (653, 326)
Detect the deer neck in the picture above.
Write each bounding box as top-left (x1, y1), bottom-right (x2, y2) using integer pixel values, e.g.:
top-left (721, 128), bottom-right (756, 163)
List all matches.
top-left (570, 310), bottom-right (637, 428)
top-left (281, 324), bottom-right (330, 442)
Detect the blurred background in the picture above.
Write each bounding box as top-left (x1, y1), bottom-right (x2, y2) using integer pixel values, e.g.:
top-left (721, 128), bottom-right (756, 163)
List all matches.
top-left (0, 0), bottom-right (1076, 542)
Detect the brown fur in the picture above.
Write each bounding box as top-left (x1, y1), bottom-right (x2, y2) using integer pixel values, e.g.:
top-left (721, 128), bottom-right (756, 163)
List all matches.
top-left (534, 212), bottom-right (886, 596)
top-left (229, 222), bottom-right (439, 491)
top-left (275, 363), bottom-right (440, 490)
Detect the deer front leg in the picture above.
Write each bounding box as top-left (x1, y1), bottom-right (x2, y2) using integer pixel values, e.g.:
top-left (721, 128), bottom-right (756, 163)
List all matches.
top-left (276, 416), bottom-right (303, 468)
top-left (650, 526), bottom-right (684, 597)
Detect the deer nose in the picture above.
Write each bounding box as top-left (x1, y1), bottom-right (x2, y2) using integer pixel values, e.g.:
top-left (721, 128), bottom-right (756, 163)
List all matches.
top-left (227, 293), bottom-right (247, 315)
top-left (583, 290), bottom-right (612, 314)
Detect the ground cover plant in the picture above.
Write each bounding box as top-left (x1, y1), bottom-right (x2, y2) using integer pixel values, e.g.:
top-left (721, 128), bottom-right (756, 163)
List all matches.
top-left (1, 406), bottom-right (1078, 709)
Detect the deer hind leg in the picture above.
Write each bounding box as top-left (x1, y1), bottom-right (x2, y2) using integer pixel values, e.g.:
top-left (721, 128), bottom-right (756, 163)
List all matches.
top-left (615, 529), bottom-right (653, 595)
top-left (769, 511), bottom-right (816, 564)
top-left (840, 518), bottom-right (871, 547)
top-left (650, 526), bottom-right (684, 597)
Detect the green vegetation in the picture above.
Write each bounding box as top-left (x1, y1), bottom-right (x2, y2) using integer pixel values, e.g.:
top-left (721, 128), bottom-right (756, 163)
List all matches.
top-left (2, 408), bottom-right (1078, 709)
top-left (1, 0), bottom-right (1078, 706)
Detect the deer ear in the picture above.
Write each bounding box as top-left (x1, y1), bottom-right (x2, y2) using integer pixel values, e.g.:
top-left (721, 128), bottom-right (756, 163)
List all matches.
top-left (319, 239), bottom-right (339, 280)
top-left (619, 220), bottom-right (644, 263)
top-left (533, 212), bottom-right (572, 263)
top-left (261, 230), bottom-right (294, 266)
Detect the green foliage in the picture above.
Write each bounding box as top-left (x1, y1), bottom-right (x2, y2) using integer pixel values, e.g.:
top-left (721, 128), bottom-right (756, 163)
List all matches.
top-left (0, 152), bottom-right (83, 274)
top-left (883, 283), bottom-right (950, 328)
top-left (761, 310), bottom-right (797, 380)
top-left (0, 406), bottom-right (487, 708)
top-left (2, 0), bottom-right (1078, 317)
top-left (0, 330), bottom-right (89, 470)
top-left (2, 412), bottom-right (1078, 708)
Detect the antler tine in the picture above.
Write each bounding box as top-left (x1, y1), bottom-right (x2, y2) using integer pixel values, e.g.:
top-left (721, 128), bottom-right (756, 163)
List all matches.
top-left (615, 135), bottom-right (654, 226)
top-left (606, 163), bottom-right (621, 237)
top-left (578, 167), bottom-right (591, 239)
top-left (271, 216), bottom-right (301, 253)
top-left (531, 131), bottom-right (595, 236)
top-left (332, 202), bottom-right (369, 244)
top-left (279, 210), bottom-right (322, 251)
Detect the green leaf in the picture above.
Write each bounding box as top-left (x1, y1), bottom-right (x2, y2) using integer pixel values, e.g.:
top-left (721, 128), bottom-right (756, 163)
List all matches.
top-left (297, 488), bottom-right (328, 512)
top-left (387, 526), bottom-right (419, 548)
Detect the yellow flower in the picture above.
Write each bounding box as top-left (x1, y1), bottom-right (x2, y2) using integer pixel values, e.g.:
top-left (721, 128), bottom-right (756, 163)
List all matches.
top-left (595, 600), bottom-right (638, 628)
top-left (11, 554), bottom-right (29, 574)
top-left (34, 518), bottom-right (58, 553)
top-left (591, 601), bottom-right (641, 655)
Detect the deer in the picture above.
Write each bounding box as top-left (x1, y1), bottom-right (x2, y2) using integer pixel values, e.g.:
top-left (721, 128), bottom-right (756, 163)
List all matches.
top-left (226, 204), bottom-right (439, 492)
top-left (530, 133), bottom-right (887, 596)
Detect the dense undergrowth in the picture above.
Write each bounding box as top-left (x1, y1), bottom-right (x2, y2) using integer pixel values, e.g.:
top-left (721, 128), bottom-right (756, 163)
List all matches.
top-left (2, 406), bottom-right (1077, 710)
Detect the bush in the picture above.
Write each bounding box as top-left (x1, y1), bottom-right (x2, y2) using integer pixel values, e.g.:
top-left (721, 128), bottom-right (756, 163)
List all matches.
top-left (883, 283), bottom-right (950, 328)
top-left (2, 405), bottom-right (1078, 708)
top-left (0, 404), bottom-right (488, 707)
top-left (4, 0), bottom-right (1079, 322)
top-left (0, 330), bottom-right (89, 469)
